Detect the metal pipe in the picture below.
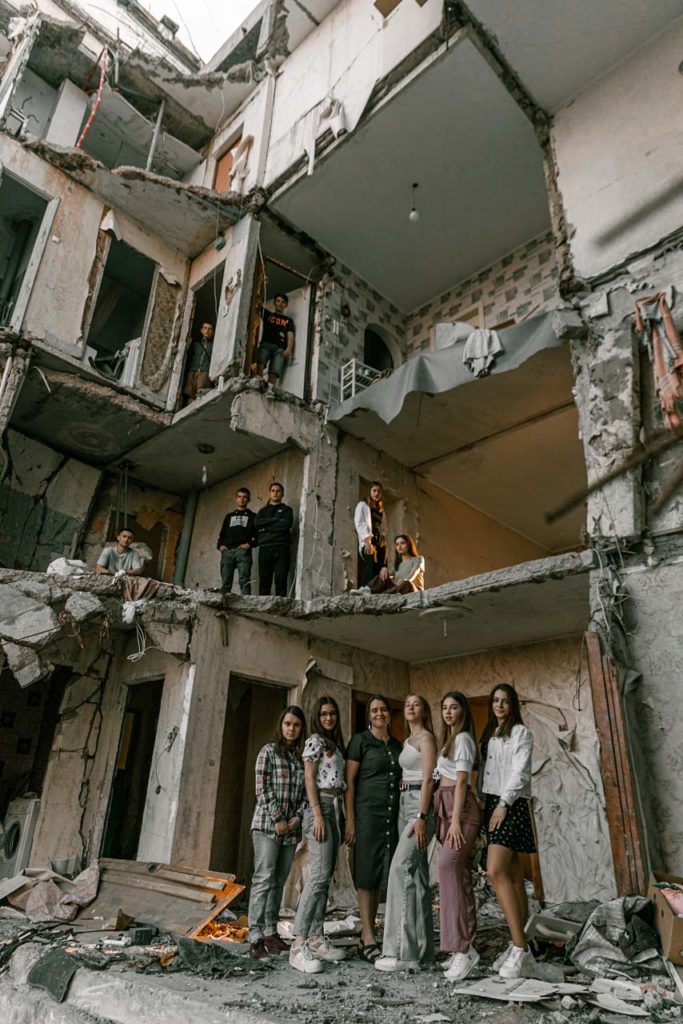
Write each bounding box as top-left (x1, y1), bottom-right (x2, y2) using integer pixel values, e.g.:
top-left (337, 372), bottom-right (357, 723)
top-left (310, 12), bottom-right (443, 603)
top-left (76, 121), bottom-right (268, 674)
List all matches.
top-left (172, 488), bottom-right (198, 586)
top-left (146, 99), bottom-right (166, 172)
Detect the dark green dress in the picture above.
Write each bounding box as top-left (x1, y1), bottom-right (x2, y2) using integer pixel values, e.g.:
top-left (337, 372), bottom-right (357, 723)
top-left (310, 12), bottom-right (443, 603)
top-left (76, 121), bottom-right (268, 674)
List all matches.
top-left (347, 730), bottom-right (402, 891)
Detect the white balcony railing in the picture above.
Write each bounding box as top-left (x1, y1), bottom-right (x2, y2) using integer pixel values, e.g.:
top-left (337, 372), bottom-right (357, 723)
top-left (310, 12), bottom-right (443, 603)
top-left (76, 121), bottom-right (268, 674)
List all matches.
top-left (340, 358), bottom-right (387, 402)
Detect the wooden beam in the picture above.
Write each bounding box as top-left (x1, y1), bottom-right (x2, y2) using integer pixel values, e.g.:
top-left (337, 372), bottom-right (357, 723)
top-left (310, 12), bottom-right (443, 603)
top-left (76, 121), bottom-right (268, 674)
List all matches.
top-left (585, 630), bottom-right (648, 895)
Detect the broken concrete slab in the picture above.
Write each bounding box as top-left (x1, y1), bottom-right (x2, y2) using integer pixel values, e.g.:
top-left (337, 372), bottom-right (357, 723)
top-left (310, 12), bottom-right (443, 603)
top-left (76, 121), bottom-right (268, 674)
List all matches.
top-left (27, 142), bottom-right (244, 258)
top-left (63, 591), bottom-right (105, 624)
top-left (0, 584), bottom-right (61, 647)
top-left (2, 642), bottom-right (51, 687)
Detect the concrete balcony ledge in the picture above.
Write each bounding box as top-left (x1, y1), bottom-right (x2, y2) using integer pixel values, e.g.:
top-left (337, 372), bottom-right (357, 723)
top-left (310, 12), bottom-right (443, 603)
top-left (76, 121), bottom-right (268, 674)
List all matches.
top-left (224, 550), bottom-right (595, 662)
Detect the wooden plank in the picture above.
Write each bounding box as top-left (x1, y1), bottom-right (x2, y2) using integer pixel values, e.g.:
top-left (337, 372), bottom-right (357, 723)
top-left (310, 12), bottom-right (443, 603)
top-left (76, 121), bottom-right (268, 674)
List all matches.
top-left (585, 630), bottom-right (648, 895)
top-left (99, 871), bottom-right (215, 904)
top-left (99, 859), bottom-right (228, 892)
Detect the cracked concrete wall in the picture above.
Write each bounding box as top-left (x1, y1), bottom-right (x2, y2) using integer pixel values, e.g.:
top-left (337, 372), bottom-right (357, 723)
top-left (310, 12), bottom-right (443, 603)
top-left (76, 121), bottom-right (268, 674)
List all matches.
top-left (624, 559), bottom-right (683, 875)
top-left (411, 635), bottom-right (617, 904)
top-left (552, 19), bottom-right (683, 281)
top-left (0, 429), bottom-right (101, 571)
top-left (184, 448), bottom-right (305, 592)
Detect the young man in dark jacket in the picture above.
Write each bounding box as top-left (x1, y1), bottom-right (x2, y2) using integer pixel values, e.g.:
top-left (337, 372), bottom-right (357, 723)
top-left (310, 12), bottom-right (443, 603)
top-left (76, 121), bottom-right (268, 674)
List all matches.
top-left (218, 487), bottom-right (257, 595)
top-left (255, 482), bottom-right (294, 597)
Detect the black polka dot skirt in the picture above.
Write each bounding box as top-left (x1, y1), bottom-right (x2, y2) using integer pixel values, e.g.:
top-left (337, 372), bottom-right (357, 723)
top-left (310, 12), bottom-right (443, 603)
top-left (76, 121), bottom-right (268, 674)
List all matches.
top-left (482, 794), bottom-right (537, 854)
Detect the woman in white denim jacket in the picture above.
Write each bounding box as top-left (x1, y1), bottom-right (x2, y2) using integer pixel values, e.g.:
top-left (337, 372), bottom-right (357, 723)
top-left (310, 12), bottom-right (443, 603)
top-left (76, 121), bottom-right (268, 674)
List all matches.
top-left (479, 683), bottom-right (536, 980)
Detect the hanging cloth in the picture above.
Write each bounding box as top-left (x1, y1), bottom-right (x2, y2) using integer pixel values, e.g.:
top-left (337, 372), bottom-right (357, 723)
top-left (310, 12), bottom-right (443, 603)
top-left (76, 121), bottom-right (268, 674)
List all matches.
top-left (462, 328), bottom-right (504, 378)
top-left (634, 293), bottom-right (683, 429)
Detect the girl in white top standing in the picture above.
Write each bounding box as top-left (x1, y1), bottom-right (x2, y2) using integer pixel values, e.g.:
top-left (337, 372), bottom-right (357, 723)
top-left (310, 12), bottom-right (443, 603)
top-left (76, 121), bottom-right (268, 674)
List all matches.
top-left (479, 683), bottom-right (536, 979)
top-left (434, 691), bottom-right (482, 981)
top-left (290, 696), bottom-right (347, 974)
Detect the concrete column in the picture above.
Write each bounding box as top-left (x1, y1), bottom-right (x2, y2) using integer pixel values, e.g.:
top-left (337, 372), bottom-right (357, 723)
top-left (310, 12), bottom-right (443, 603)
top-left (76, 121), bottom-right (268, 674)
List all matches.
top-left (169, 606), bottom-right (231, 867)
top-left (0, 346), bottom-right (30, 440)
top-left (295, 423), bottom-right (338, 600)
top-left (209, 215), bottom-right (260, 379)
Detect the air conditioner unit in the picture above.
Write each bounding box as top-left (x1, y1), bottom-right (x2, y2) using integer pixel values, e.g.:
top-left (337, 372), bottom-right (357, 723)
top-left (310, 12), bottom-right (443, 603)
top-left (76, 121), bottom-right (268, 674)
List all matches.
top-left (0, 796), bottom-right (41, 879)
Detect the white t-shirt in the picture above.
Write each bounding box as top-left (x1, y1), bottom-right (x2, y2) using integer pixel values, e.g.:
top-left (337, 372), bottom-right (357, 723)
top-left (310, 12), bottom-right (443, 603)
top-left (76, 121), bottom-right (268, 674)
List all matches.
top-left (302, 734), bottom-right (346, 790)
top-left (97, 546), bottom-right (143, 573)
top-left (437, 732), bottom-right (476, 785)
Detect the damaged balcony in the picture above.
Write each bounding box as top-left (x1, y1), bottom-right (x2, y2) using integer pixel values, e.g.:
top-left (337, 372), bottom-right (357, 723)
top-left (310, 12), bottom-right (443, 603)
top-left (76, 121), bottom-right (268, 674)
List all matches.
top-left (110, 377), bottom-right (322, 493)
top-left (226, 549), bottom-right (593, 662)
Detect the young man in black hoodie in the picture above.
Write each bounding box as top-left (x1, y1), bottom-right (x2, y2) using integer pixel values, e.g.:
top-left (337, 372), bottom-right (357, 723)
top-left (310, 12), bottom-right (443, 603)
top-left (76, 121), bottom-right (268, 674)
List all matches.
top-left (255, 482), bottom-right (294, 597)
top-left (217, 487), bottom-right (257, 595)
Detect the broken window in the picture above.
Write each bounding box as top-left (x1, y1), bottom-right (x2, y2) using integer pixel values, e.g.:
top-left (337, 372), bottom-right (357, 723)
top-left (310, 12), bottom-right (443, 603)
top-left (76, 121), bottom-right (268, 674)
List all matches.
top-left (364, 326), bottom-right (394, 373)
top-left (0, 172), bottom-right (49, 327)
top-left (85, 239), bottom-right (155, 383)
top-left (214, 129), bottom-right (243, 192)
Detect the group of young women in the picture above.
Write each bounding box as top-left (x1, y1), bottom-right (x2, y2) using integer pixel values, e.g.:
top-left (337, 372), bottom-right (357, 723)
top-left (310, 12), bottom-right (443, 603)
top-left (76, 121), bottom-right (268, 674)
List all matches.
top-left (353, 482), bottom-right (426, 594)
top-left (247, 684), bottom-right (536, 981)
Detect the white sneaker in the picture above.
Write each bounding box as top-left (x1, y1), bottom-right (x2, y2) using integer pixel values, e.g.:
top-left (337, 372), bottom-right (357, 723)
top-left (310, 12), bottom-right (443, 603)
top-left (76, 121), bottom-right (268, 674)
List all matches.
top-left (492, 942), bottom-right (513, 970)
top-left (444, 946), bottom-right (480, 982)
top-left (498, 945), bottom-right (535, 979)
top-left (375, 956), bottom-right (419, 972)
top-left (289, 942), bottom-right (324, 974)
top-left (308, 936), bottom-right (347, 962)
top-left (441, 953), bottom-right (455, 971)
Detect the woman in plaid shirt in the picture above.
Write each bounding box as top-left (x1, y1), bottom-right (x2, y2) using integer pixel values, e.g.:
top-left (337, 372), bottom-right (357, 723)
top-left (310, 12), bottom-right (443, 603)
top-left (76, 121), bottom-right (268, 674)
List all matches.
top-left (248, 705), bottom-right (307, 959)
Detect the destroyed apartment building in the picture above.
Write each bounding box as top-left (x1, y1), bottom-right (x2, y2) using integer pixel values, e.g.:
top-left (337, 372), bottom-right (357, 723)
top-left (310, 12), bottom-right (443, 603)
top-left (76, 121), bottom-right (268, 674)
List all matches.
top-left (0, 0), bottom-right (682, 926)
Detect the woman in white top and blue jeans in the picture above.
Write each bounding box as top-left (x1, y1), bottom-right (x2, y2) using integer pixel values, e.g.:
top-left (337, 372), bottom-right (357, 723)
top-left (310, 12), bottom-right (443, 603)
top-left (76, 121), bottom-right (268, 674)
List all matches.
top-left (290, 696), bottom-right (347, 974)
top-left (434, 691), bottom-right (482, 981)
top-left (376, 694), bottom-right (436, 972)
top-left (479, 683), bottom-right (536, 979)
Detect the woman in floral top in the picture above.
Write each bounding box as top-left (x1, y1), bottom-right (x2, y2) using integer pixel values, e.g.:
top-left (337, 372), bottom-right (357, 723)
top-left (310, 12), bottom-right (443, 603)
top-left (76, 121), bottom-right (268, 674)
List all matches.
top-left (248, 705), bottom-right (306, 961)
top-left (289, 696), bottom-right (347, 974)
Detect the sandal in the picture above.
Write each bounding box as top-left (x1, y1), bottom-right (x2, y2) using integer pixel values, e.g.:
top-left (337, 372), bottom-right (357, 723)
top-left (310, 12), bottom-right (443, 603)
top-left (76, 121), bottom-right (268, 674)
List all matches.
top-left (358, 941), bottom-right (381, 963)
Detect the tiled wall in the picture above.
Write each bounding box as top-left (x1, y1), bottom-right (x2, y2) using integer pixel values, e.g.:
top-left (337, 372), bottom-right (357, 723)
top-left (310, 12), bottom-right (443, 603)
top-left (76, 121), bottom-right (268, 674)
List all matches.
top-left (315, 261), bottom-right (408, 405)
top-left (406, 232), bottom-right (559, 355)
top-left (316, 233), bottom-right (560, 403)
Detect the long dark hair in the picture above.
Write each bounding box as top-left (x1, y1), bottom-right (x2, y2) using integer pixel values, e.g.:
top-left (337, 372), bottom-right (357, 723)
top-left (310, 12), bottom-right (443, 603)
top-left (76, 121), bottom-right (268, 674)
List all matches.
top-left (394, 533), bottom-right (419, 571)
top-left (273, 704), bottom-right (307, 758)
top-left (405, 693), bottom-right (435, 737)
top-left (439, 690), bottom-right (475, 757)
top-left (479, 684), bottom-right (524, 756)
top-left (369, 481), bottom-right (384, 514)
top-left (312, 695), bottom-right (346, 755)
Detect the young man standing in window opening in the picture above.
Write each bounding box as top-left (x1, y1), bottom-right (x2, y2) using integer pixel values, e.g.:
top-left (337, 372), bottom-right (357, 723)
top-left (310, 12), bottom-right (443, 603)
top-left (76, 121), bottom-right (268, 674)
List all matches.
top-left (256, 482), bottom-right (294, 597)
top-left (254, 294), bottom-right (295, 386)
top-left (95, 528), bottom-right (145, 577)
top-left (217, 486), bottom-right (257, 596)
top-left (183, 321), bottom-right (215, 405)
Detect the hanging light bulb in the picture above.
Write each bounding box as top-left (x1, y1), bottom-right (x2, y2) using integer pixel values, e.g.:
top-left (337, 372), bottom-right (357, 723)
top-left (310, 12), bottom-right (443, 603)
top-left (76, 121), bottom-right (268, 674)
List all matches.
top-left (409, 182), bottom-right (420, 223)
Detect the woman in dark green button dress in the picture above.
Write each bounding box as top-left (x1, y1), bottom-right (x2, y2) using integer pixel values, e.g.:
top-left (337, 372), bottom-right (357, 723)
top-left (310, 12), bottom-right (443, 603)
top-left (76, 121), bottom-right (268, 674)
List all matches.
top-left (345, 695), bottom-right (402, 962)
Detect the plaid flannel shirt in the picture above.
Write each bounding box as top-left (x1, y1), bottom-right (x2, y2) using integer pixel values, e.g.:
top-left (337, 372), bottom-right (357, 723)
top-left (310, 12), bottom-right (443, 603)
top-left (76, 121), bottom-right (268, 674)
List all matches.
top-left (250, 742), bottom-right (305, 844)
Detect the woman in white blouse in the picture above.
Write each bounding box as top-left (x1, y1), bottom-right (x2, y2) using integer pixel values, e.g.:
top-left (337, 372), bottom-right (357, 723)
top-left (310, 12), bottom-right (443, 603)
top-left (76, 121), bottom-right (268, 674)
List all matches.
top-left (290, 696), bottom-right (347, 974)
top-left (434, 691), bottom-right (482, 981)
top-left (479, 683), bottom-right (536, 980)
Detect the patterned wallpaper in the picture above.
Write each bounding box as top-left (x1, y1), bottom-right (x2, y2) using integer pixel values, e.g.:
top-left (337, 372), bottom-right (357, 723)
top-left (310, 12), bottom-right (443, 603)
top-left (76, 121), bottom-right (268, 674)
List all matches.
top-left (316, 233), bottom-right (560, 405)
top-left (405, 232), bottom-right (559, 355)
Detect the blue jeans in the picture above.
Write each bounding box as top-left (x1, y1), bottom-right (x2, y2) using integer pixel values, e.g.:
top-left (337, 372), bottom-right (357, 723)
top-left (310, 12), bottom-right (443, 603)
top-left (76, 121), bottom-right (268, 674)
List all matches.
top-left (248, 831), bottom-right (296, 943)
top-left (258, 341), bottom-right (286, 379)
top-left (220, 546), bottom-right (252, 595)
top-left (293, 797), bottom-right (342, 939)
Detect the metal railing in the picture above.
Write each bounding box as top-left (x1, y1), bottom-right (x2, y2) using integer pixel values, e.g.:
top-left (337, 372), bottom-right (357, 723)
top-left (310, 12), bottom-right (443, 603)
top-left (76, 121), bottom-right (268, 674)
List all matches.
top-left (340, 357), bottom-right (387, 402)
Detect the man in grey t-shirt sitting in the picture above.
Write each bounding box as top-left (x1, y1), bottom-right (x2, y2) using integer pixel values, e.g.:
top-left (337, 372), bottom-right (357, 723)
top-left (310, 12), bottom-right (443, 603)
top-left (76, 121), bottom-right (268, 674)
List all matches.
top-left (95, 527), bottom-right (145, 577)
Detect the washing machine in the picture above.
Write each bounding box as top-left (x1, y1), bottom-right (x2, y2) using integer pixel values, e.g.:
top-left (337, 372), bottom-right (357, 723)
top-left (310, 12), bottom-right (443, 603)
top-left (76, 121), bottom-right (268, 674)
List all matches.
top-left (0, 796), bottom-right (41, 879)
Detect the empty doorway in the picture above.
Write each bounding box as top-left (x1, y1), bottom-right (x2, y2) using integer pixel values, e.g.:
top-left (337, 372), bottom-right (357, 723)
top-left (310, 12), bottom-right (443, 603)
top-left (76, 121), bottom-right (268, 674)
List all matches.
top-left (211, 677), bottom-right (289, 881)
top-left (100, 679), bottom-right (163, 860)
